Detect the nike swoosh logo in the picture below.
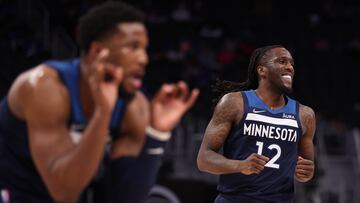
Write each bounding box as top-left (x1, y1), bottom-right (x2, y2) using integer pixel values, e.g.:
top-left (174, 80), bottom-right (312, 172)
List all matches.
top-left (147, 147), bottom-right (164, 155)
top-left (253, 109), bottom-right (266, 113)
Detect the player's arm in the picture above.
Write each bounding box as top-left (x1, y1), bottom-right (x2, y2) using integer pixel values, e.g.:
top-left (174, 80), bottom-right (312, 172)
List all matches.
top-left (111, 81), bottom-right (199, 159)
top-left (12, 49), bottom-right (122, 202)
top-left (295, 104), bottom-right (316, 182)
top-left (109, 82), bottom-right (199, 203)
top-left (197, 92), bottom-right (269, 175)
top-left (12, 66), bottom-right (112, 202)
top-left (110, 91), bottom-right (149, 158)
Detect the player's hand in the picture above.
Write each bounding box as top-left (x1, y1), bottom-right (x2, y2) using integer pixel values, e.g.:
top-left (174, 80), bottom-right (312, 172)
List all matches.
top-left (88, 49), bottom-right (123, 114)
top-left (295, 156), bottom-right (314, 182)
top-left (239, 153), bottom-right (269, 175)
top-left (150, 81), bottom-right (199, 132)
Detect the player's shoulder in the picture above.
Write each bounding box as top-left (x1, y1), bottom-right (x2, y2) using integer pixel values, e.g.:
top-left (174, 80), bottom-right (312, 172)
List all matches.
top-left (298, 103), bottom-right (315, 119)
top-left (217, 91), bottom-right (243, 109)
top-left (298, 103), bottom-right (316, 131)
top-left (11, 64), bottom-right (64, 92)
top-left (213, 91), bottom-right (244, 122)
top-left (8, 64), bottom-right (69, 118)
top-left (17, 64), bottom-right (67, 99)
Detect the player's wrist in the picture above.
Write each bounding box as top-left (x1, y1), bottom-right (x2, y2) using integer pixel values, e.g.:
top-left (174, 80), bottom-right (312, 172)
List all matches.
top-left (92, 108), bottom-right (112, 127)
top-left (145, 126), bottom-right (171, 141)
top-left (94, 105), bottom-right (113, 117)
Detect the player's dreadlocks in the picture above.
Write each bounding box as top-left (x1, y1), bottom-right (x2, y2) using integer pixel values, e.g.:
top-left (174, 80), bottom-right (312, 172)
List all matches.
top-left (212, 45), bottom-right (284, 103)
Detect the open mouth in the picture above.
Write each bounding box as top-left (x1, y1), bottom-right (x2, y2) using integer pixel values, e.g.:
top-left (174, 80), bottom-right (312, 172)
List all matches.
top-left (129, 72), bottom-right (144, 89)
top-left (281, 74), bottom-right (292, 83)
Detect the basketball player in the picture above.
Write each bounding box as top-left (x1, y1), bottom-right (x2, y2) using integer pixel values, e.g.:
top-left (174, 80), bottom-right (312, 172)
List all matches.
top-left (197, 45), bottom-right (315, 203)
top-left (0, 2), bottom-right (198, 203)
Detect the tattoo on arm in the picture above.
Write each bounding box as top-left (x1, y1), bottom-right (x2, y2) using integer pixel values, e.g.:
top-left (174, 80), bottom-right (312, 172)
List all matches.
top-left (299, 105), bottom-right (316, 160)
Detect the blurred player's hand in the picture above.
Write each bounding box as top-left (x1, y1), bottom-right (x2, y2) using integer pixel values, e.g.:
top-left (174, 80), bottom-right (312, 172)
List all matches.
top-left (238, 153), bottom-right (269, 175)
top-left (88, 49), bottom-right (123, 114)
top-left (295, 156), bottom-right (314, 182)
top-left (150, 81), bottom-right (199, 132)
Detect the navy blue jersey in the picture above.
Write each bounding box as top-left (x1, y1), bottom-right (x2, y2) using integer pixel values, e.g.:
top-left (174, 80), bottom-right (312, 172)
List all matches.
top-left (217, 90), bottom-right (302, 203)
top-left (0, 59), bottom-right (126, 203)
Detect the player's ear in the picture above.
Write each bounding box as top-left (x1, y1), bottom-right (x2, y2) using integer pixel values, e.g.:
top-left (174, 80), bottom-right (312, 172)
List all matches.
top-left (257, 65), bottom-right (266, 78)
top-left (88, 41), bottom-right (105, 58)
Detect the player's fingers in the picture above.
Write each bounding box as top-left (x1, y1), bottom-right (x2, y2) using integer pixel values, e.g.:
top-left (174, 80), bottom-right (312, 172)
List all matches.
top-left (94, 49), bottom-right (109, 64)
top-left (296, 163), bottom-right (314, 171)
top-left (296, 167), bottom-right (313, 175)
top-left (89, 49), bottom-right (109, 82)
top-left (88, 65), bottom-right (105, 92)
top-left (253, 158), bottom-right (267, 166)
top-left (250, 166), bottom-right (262, 174)
top-left (296, 161), bottom-right (314, 172)
top-left (296, 172), bottom-right (311, 179)
top-left (253, 163), bottom-right (266, 172)
top-left (296, 170), bottom-right (313, 178)
top-left (253, 153), bottom-right (270, 162)
top-left (297, 158), bottom-right (313, 165)
top-left (96, 63), bottom-right (106, 81)
top-left (176, 81), bottom-right (189, 100)
top-left (104, 65), bottom-right (123, 85)
top-left (92, 49), bottom-right (113, 80)
top-left (156, 84), bottom-right (176, 101)
top-left (184, 88), bottom-right (199, 109)
top-left (89, 63), bottom-right (105, 84)
top-left (114, 68), bottom-right (123, 85)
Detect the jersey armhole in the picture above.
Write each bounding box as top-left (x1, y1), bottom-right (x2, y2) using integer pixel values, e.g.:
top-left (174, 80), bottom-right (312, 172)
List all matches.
top-left (233, 91), bottom-right (249, 128)
top-left (295, 102), bottom-right (303, 139)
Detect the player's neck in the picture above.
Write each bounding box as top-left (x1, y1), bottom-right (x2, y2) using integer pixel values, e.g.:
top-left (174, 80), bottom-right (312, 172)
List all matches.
top-left (255, 88), bottom-right (285, 110)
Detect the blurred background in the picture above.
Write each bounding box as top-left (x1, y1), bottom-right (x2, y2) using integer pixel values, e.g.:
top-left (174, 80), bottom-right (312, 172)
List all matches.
top-left (1, 0), bottom-right (359, 202)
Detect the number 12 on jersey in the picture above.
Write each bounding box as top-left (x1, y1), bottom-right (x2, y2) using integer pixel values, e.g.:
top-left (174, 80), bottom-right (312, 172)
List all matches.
top-left (256, 141), bottom-right (281, 169)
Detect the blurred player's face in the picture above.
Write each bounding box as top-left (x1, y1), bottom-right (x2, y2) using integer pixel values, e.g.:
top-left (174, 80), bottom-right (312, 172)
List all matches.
top-left (102, 22), bottom-right (149, 95)
top-left (264, 48), bottom-right (295, 94)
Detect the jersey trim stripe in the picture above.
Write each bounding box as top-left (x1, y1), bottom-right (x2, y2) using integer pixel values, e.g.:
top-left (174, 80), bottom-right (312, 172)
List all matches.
top-left (245, 113), bottom-right (299, 128)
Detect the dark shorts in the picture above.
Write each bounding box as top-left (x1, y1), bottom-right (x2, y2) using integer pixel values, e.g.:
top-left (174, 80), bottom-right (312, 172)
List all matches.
top-left (215, 194), bottom-right (293, 203)
top-left (215, 194), bottom-right (264, 203)
top-left (0, 189), bottom-right (51, 203)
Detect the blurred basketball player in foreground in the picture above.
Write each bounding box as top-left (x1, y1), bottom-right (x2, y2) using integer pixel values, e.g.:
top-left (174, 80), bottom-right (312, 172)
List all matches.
top-left (0, 2), bottom-right (198, 202)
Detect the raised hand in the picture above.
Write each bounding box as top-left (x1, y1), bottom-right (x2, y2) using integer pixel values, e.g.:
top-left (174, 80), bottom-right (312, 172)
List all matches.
top-left (150, 81), bottom-right (199, 132)
top-left (239, 153), bottom-right (269, 175)
top-left (295, 156), bottom-right (314, 182)
top-left (88, 49), bottom-right (123, 114)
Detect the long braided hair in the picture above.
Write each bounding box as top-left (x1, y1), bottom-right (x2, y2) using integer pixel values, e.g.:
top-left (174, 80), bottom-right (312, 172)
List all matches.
top-left (212, 45), bottom-right (284, 103)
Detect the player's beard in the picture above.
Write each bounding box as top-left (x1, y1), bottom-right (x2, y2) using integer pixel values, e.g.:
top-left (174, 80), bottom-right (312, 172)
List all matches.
top-left (281, 85), bottom-right (292, 95)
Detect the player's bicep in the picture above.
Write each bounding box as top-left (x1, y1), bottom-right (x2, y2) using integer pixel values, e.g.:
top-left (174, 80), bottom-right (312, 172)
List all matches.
top-left (23, 73), bottom-right (73, 182)
top-left (27, 121), bottom-right (73, 177)
top-left (203, 118), bottom-right (231, 152)
top-left (299, 105), bottom-right (316, 160)
top-left (120, 92), bottom-right (149, 140)
top-left (202, 93), bottom-right (242, 152)
top-left (111, 93), bottom-right (149, 158)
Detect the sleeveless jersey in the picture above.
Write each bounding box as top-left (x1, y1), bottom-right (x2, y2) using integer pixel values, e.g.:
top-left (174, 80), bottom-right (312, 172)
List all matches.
top-left (0, 59), bottom-right (126, 202)
top-left (217, 90), bottom-right (302, 202)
